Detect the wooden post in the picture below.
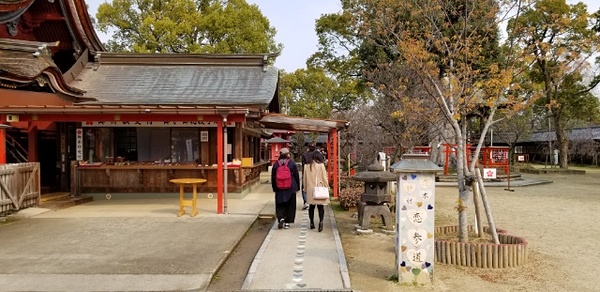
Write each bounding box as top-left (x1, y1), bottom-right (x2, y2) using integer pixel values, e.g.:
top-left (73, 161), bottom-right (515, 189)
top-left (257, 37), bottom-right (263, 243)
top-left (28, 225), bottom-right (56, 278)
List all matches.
top-left (28, 124), bottom-right (38, 162)
top-left (472, 178), bottom-right (484, 237)
top-left (332, 128), bottom-right (338, 198)
top-left (0, 120), bottom-right (6, 164)
top-left (476, 168), bottom-right (500, 244)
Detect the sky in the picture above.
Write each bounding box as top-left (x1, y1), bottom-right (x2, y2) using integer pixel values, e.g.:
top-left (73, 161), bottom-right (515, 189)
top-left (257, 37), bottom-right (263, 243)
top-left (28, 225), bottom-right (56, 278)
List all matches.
top-left (86, 0), bottom-right (598, 73)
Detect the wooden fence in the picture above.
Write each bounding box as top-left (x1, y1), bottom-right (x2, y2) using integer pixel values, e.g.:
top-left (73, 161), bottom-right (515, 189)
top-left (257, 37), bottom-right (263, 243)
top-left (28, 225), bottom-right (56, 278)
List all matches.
top-left (435, 225), bottom-right (528, 268)
top-left (0, 163), bottom-right (41, 216)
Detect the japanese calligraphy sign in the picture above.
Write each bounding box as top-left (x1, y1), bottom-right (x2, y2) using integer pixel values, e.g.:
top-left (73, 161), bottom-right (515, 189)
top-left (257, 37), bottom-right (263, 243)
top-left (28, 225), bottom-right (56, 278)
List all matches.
top-left (75, 128), bottom-right (83, 161)
top-left (396, 171), bottom-right (435, 285)
top-left (82, 121), bottom-right (235, 127)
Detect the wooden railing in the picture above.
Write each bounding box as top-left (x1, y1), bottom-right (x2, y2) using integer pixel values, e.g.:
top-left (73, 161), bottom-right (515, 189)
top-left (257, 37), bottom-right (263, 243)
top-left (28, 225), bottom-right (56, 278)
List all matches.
top-left (0, 163), bottom-right (40, 216)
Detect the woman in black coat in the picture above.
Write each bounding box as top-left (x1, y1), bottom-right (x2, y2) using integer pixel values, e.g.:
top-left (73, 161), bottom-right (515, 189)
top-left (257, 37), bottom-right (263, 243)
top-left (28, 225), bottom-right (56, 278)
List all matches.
top-left (271, 147), bottom-right (300, 229)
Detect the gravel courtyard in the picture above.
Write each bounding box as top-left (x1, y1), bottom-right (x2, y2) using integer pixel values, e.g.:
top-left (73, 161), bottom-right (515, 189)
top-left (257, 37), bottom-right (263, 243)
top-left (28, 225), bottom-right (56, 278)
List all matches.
top-left (335, 170), bottom-right (600, 292)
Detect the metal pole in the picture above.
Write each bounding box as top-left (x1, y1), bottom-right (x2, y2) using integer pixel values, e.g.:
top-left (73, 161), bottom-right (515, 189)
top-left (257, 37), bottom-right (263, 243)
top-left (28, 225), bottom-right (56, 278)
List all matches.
top-left (223, 116), bottom-right (228, 214)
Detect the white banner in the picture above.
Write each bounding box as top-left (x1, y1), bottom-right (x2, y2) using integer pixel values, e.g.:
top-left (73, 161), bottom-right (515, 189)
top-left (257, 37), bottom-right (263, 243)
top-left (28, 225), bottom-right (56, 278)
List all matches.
top-left (483, 168), bottom-right (497, 179)
top-left (82, 121), bottom-right (235, 127)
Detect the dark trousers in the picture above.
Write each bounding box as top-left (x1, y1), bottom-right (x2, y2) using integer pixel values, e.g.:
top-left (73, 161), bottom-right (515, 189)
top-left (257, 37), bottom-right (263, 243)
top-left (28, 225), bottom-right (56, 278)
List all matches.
top-left (308, 204), bottom-right (324, 223)
top-left (276, 195), bottom-right (297, 223)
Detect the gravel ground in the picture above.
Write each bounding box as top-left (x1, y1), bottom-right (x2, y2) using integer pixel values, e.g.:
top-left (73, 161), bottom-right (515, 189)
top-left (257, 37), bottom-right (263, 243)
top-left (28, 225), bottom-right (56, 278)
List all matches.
top-left (334, 171), bottom-right (600, 292)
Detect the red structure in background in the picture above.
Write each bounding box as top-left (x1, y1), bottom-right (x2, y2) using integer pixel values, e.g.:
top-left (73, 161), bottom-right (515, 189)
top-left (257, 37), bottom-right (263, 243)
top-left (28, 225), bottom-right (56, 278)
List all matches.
top-left (264, 133), bottom-right (293, 165)
top-left (442, 144), bottom-right (471, 175)
top-left (441, 144), bottom-right (509, 175)
top-left (477, 146), bottom-right (510, 174)
top-left (409, 146), bottom-right (431, 155)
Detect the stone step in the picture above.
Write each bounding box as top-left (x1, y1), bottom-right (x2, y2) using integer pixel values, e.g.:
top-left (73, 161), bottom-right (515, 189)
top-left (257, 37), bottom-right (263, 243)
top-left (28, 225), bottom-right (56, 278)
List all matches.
top-left (39, 193), bottom-right (94, 210)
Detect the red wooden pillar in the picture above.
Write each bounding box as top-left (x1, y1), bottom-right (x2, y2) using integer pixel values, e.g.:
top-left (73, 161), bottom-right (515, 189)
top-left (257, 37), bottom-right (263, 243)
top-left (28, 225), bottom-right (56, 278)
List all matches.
top-left (0, 114), bottom-right (7, 164)
top-left (217, 121), bottom-right (224, 214)
top-left (0, 125), bottom-right (6, 164)
top-left (326, 132), bottom-right (331, 180)
top-left (28, 124), bottom-right (38, 162)
top-left (332, 128), bottom-right (339, 198)
top-left (444, 144), bottom-right (450, 175)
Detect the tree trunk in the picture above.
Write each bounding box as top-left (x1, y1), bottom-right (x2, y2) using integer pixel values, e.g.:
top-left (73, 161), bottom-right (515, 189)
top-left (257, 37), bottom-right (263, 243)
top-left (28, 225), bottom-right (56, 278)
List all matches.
top-left (455, 133), bottom-right (469, 242)
top-left (553, 115), bottom-right (569, 168)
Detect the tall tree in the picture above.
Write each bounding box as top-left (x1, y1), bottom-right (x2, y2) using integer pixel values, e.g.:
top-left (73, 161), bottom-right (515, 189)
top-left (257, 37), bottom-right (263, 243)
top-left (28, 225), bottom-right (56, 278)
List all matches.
top-left (278, 69), bottom-right (336, 118)
top-left (96, 0), bottom-right (282, 54)
top-left (310, 1), bottom-right (440, 163)
top-left (333, 0), bottom-right (530, 242)
top-left (507, 0), bottom-right (600, 168)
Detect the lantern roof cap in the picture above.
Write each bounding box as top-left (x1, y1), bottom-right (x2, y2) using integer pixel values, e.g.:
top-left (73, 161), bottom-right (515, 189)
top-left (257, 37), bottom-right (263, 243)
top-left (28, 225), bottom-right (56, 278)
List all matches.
top-left (391, 153), bottom-right (442, 173)
top-left (352, 160), bottom-right (397, 182)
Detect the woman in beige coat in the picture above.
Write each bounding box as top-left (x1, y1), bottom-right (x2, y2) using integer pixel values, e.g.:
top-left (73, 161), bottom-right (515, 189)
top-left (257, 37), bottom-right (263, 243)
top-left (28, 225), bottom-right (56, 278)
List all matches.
top-left (303, 151), bottom-right (329, 232)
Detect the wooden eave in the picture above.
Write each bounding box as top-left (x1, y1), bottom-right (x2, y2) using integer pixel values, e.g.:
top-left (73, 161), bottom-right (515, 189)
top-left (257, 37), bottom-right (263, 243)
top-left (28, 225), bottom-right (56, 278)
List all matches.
top-left (63, 0), bottom-right (104, 54)
top-left (258, 113), bottom-right (348, 133)
top-left (0, 39), bottom-right (86, 98)
top-left (0, 0), bottom-right (34, 12)
top-left (94, 52), bottom-right (276, 67)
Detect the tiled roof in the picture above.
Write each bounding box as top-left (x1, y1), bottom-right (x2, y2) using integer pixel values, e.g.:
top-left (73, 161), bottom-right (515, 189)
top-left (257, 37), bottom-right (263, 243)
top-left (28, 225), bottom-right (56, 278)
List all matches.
top-left (259, 113), bottom-right (348, 133)
top-left (69, 53), bottom-right (279, 108)
top-left (518, 126), bottom-right (600, 142)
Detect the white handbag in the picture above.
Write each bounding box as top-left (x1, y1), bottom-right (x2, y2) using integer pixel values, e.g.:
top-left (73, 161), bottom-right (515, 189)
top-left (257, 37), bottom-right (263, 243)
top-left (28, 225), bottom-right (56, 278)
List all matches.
top-left (312, 169), bottom-right (329, 199)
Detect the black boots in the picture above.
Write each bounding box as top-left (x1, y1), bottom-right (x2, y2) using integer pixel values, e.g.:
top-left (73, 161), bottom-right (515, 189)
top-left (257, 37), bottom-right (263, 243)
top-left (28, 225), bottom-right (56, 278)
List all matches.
top-left (310, 222), bottom-right (315, 229)
top-left (318, 222), bottom-right (323, 232)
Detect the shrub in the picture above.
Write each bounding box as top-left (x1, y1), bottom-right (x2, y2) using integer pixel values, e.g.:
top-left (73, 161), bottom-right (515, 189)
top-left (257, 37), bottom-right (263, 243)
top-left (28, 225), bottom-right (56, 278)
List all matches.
top-left (338, 186), bottom-right (363, 211)
top-left (339, 173), bottom-right (363, 190)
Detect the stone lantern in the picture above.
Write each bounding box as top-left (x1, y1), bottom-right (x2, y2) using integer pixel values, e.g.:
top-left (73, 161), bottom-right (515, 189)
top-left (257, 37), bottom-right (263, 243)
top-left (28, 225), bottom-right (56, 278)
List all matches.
top-left (390, 153), bottom-right (441, 285)
top-left (351, 160), bottom-right (397, 232)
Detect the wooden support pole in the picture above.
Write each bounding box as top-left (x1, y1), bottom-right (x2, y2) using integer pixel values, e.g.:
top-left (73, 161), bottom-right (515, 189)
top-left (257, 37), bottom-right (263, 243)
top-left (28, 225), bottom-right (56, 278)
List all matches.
top-left (472, 179), bottom-right (484, 237)
top-left (475, 168), bottom-right (500, 244)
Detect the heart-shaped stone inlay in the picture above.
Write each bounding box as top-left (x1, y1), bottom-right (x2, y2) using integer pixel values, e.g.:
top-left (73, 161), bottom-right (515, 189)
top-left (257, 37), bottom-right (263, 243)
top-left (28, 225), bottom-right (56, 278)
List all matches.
top-left (410, 174), bottom-right (417, 180)
top-left (406, 249), bottom-right (427, 266)
top-left (416, 201), bottom-right (423, 207)
top-left (407, 228), bottom-right (427, 246)
top-left (407, 209), bottom-right (427, 225)
top-left (401, 245), bottom-right (407, 252)
top-left (402, 175), bottom-right (408, 180)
